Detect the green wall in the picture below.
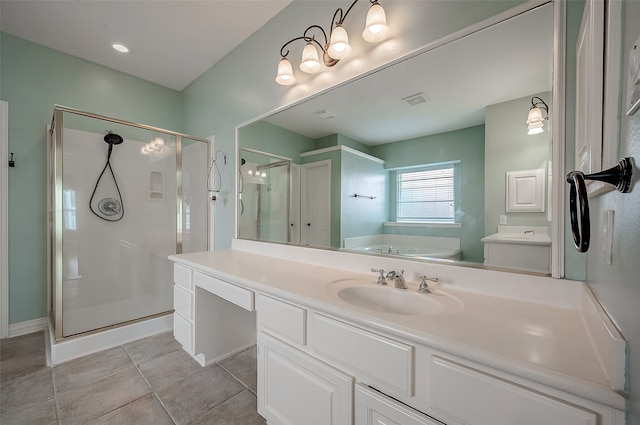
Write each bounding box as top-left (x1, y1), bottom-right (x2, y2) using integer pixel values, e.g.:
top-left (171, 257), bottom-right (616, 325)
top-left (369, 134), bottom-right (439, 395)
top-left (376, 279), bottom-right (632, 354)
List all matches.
top-left (371, 125), bottom-right (485, 262)
top-left (484, 93), bottom-right (551, 235)
top-left (340, 150), bottom-right (387, 242)
top-left (0, 33), bottom-right (182, 324)
top-left (181, 0), bottom-right (527, 252)
top-left (238, 120), bottom-right (315, 163)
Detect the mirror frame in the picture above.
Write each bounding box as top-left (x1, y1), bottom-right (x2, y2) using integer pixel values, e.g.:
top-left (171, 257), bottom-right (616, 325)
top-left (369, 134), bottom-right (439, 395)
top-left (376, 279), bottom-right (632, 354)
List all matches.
top-left (235, 0), bottom-right (566, 278)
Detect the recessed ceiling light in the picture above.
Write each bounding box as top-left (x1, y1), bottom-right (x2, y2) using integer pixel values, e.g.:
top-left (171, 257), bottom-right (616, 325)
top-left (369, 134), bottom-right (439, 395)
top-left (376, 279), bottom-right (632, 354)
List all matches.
top-left (112, 43), bottom-right (129, 53)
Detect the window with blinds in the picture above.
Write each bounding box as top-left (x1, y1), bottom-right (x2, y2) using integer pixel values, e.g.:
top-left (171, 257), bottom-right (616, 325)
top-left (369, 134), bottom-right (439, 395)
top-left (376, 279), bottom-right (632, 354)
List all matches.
top-left (397, 165), bottom-right (455, 222)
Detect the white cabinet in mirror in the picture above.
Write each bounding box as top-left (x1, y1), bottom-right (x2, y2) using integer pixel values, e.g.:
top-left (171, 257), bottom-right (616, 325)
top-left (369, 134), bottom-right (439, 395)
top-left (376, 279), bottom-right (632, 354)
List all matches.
top-left (236, 1), bottom-right (565, 277)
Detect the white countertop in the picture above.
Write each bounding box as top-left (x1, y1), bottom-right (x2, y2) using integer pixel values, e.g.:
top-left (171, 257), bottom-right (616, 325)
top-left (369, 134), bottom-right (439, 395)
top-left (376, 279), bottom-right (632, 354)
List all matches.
top-left (481, 225), bottom-right (552, 246)
top-left (169, 247), bottom-right (625, 410)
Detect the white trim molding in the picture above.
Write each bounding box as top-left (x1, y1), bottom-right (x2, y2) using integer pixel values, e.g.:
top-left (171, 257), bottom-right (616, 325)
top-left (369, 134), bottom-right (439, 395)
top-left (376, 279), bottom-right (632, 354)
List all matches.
top-left (8, 317), bottom-right (48, 338)
top-left (1, 100), bottom-right (8, 339)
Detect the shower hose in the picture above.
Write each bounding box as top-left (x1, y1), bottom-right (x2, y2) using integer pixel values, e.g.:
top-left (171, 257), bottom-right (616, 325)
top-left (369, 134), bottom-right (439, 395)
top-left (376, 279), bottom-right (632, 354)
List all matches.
top-left (89, 142), bottom-right (124, 221)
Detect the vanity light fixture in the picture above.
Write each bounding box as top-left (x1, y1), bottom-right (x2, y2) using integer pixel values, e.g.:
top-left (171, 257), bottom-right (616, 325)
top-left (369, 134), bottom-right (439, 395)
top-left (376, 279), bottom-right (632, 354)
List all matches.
top-left (276, 0), bottom-right (390, 86)
top-left (140, 137), bottom-right (164, 155)
top-left (526, 96), bottom-right (549, 135)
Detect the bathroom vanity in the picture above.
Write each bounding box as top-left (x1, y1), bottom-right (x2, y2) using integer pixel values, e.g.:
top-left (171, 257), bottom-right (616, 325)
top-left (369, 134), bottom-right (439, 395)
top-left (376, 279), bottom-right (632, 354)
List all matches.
top-left (169, 240), bottom-right (626, 425)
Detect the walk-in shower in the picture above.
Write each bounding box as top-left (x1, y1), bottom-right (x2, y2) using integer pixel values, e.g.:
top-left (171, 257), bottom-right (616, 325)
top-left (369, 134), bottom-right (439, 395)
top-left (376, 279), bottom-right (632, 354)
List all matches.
top-left (238, 148), bottom-right (291, 243)
top-left (48, 105), bottom-right (210, 347)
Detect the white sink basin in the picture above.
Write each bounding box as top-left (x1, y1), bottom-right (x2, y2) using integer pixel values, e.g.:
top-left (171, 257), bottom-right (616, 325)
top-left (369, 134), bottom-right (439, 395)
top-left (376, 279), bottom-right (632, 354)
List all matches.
top-left (329, 280), bottom-right (463, 316)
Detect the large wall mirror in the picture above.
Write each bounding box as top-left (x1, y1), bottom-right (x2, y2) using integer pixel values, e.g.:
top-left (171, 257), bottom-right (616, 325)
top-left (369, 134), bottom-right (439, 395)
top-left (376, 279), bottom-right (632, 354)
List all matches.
top-left (237, 1), bottom-right (562, 276)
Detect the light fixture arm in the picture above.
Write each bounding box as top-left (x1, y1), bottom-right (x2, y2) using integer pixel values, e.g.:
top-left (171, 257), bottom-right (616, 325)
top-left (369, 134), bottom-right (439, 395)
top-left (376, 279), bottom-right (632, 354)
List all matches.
top-left (275, 0), bottom-right (387, 85)
top-left (331, 0), bottom-right (379, 27)
top-left (530, 96), bottom-right (549, 117)
top-left (280, 25), bottom-right (340, 67)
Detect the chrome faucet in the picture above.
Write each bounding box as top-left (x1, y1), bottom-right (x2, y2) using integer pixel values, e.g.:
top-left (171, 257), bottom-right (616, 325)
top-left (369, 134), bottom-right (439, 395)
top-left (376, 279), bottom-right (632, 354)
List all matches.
top-left (418, 275), bottom-right (438, 293)
top-left (371, 268), bottom-right (387, 285)
top-left (386, 270), bottom-right (406, 289)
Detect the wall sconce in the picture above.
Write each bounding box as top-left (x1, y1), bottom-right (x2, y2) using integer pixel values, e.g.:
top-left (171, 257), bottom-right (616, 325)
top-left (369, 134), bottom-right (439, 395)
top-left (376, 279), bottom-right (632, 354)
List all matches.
top-left (276, 0), bottom-right (389, 86)
top-left (526, 96), bottom-right (549, 135)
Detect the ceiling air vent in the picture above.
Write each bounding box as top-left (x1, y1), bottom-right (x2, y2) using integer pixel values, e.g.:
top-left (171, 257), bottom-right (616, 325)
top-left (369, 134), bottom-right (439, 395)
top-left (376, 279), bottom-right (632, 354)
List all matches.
top-left (312, 109), bottom-right (336, 120)
top-left (401, 92), bottom-right (428, 106)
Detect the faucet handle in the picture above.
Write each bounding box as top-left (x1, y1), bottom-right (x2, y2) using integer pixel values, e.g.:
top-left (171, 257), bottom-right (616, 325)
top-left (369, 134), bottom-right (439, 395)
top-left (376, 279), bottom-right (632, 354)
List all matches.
top-left (418, 275), bottom-right (438, 293)
top-left (371, 268), bottom-right (387, 285)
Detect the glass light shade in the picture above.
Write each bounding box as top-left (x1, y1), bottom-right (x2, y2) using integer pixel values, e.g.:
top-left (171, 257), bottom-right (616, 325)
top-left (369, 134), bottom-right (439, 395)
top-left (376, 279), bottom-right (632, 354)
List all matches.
top-left (526, 107), bottom-right (544, 124)
top-left (300, 42), bottom-right (321, 73)
top-left (276, 57), bottom-right (296, 85)
top-left (362, 3), bottom-right (388, 42)
top-left (526, 107), bottom-right (545, 134)
top-left (328, 25), bottom-right (352, 60)
top-left (528, 125), bottom-right (544, 135)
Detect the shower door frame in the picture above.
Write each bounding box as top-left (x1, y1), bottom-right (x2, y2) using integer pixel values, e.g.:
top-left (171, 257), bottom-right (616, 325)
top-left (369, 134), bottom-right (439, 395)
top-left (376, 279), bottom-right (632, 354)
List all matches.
top-left (48, 105), bottom-right (211, 341)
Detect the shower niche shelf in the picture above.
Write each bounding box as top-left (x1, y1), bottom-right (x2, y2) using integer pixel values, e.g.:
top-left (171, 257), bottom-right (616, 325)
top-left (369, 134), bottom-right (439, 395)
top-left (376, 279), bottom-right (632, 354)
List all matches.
top-left (149, 171), bottom-right (164, 200)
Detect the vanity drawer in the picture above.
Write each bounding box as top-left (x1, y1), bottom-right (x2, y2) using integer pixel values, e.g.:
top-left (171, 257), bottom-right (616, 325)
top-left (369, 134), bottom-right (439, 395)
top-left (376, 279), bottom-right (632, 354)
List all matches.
top-left (173, 312), bottom-right (193, 353)
top-left (194, 271), bottom-right (254, 311)
top-left (355, 384), bottom-right (440, 425)
top-left (174, 264), bottom-right (193, 291)
top-left (256, 294), bottom-right (306, 346)
top-left (173, 285), bottom-right (193, 320)
top-left (429, 356), bottom-right (598, 425)
top-left (310, 313), bottom-right (414, 396)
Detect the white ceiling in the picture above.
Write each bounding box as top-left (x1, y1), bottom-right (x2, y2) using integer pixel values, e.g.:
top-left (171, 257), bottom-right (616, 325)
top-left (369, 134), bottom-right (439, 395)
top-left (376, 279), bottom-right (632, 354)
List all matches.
top-left (0, 0), bottom-right (292, 91)
top-left (263, 4), bottom-right (554, 145)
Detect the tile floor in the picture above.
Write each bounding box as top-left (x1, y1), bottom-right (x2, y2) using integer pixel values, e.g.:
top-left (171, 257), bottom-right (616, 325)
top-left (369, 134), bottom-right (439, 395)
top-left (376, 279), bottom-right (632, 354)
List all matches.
top-left (0, 331), bottom-right (266, 425)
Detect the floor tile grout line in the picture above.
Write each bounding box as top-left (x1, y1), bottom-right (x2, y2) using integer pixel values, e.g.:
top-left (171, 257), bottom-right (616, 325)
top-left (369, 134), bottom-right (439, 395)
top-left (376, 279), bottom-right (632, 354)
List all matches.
top-left (122, 342), bottom-right (179, 425)
top-left (218, 362), bottom-right (256, 395)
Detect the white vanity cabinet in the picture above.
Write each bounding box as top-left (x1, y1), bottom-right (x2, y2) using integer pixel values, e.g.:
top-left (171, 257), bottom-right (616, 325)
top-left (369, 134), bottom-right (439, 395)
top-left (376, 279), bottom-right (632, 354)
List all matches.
top-left (257, 332), bottom-right (353, 425)
top-left (355, 384), bottom-right (440, 425)
top-left (254, 295), bottom-right (619, 425)
top-left (171, 253), bottom-right (625, 425)
top-left (173, 264), bottom-right (195, 354)
top-left (172, 264), bottom-right (257, 366)
top-left (256, 294), bottom-right (352, 425)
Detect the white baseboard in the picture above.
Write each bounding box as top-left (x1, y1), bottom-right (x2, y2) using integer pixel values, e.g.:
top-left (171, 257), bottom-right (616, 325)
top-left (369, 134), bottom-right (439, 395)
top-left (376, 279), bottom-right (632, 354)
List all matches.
top-left (48, 314), bottom-right (173, 365)
top-left (7, 317), bottom-right (48, 338)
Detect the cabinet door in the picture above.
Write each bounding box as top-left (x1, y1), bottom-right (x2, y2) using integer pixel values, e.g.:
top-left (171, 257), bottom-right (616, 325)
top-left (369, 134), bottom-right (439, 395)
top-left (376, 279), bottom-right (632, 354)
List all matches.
top-left (429, 356), bottom-right (598, 425)
top-left (258, 332), bottom-right (352, 425)
top-left (355, 384), bottom-right (440, 425)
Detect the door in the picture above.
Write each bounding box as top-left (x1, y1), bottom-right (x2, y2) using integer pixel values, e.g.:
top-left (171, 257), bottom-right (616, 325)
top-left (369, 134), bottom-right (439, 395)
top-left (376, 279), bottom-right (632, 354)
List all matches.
top-left (290, 164), bottom-right (301, 244)
top-left (1, 101), bottom-right (8, 338)
top-left (301, 160), bottom-right (331, 247)
top-left (574, 0), bottom-right (604, 185)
